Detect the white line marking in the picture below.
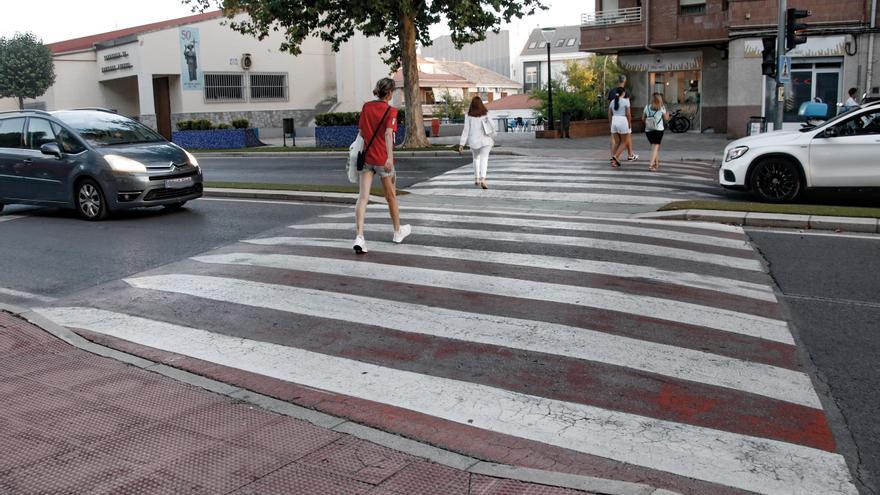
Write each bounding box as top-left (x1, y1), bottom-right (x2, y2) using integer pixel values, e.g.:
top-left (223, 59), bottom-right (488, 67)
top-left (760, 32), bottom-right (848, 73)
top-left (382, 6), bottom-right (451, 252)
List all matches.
top-left (126, 274), bottom-right (811, 406)
top-left (37, 307), bottom-right (855, 495)
top-left (752, 228), bottom-right (880, 240)
top-left (418, 175), bottom-right (719, 190)
top-left (200, 198), bottom-right (333, 206)
top-left (405, 188), bottom-right (684, 204)
top-left (0, 215), bottom-right (24, 223)
top-left (245, 237), bottom-right (776, 302)
top-left (0, 287), bottom-right (56, 303)
top-left (287, 223), bottom-right (764, 271)
top-left (409, 180), bottom-right (719, 197)
top-left (319, 212), bottom-right (751, 250)
top-left (193, 252), bottom-right (792, 344)
top-left (439, 167), bottom-right (717, 182)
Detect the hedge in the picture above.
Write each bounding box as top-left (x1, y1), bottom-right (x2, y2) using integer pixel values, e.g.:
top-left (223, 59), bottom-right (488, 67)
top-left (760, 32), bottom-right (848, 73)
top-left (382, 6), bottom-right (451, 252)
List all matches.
top-left (316, 108), bottom-right (406, 127)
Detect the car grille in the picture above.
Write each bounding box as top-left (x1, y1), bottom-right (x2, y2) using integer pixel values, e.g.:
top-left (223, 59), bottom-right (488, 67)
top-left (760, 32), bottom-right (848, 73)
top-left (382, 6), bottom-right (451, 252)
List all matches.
top-left (150, 169), bottom-right (199, 181)
top-left (143, 183), bottom-right (203, 201)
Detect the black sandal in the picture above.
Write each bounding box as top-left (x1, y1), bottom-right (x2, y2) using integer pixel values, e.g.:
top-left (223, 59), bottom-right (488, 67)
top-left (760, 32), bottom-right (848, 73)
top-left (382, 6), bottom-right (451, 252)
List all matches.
top-left (610, 157), bottom-right (621, 168)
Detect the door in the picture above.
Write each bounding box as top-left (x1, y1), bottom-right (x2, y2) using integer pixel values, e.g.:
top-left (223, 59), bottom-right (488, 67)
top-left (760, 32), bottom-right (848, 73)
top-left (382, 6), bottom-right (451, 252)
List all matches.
top-left (153, 77), bottom-right (172, 140)
top-left (23, 117), bottom-right (73, 203)
top-left (809, 107), bottom-right (880, 187)
top-left (0, 117), bottom-right (28, 201)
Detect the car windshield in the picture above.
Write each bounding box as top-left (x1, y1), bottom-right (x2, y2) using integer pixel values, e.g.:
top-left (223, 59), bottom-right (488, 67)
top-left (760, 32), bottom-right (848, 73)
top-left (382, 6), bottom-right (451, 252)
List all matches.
top-left (797, 108), bottom-right (860, 133)
top-left (54, 111), bottom-right (165, 146)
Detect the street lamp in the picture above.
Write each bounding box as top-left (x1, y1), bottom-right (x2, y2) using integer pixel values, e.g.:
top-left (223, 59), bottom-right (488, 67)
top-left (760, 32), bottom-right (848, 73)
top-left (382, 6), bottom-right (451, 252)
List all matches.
top-left (541, 27), bottom-right (556, 131)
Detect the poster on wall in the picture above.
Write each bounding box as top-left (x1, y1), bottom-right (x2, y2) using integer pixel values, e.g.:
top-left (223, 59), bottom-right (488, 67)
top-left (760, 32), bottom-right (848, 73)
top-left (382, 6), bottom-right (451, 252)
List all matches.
top-left (180, 27), bottom-right (203, 91)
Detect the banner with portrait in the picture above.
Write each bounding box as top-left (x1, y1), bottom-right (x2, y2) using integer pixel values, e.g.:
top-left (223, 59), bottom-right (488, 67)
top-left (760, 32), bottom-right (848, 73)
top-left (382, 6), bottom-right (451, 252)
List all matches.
top-left (180, 27), bottom-right (203, 91)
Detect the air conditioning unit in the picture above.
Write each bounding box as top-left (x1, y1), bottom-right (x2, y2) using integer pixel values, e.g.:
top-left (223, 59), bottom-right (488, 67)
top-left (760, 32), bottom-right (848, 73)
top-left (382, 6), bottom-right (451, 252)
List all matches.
top-left (241, 53), bottom-right (253, 70)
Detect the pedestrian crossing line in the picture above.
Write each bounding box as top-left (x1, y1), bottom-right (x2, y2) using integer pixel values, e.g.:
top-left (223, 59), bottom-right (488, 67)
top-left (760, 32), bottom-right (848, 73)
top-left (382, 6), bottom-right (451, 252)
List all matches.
top-left (476, 160), bottom-right (715, 174)
top-left (438, 168), bottom-right (718, 182)
top-left (319, 212), bottom-right (751, 251)
top-left (244, 237), bottom-right (775, 302)
top-left (0, 215), bottom-right (24, 223)
top-left (403, 188), bottom-right (688, 204)
top-left (125, 273), bottom-right (813, 407)
top-left (37, 306), bottom-right (857, 495)
top-left (409, 181), bottom-right (719, 197)
top-left (287, 223), bottom-right (765, 271)
top-left (417, 175), bottom-right (720, 191)
top-left (192, 253), bottom-right (792, 344)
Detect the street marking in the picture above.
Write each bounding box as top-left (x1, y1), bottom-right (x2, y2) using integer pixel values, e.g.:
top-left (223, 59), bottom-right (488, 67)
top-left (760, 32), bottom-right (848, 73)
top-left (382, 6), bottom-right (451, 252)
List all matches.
top-left (287, 223), bottom-right (765, 271)
top-left (319, 212), bottom-right (751, 250)
top-left (200, 198), bottom-right (334, 207)
top-left (126, 274), bottom-right (814, 406)
top-left (37, 307), bottom-right (856, 495)
top-left (0, 215), bottom-right (24, 223)
top-left (751, 229), bottom-right (880, 240)
top-left (245, 237), bottom-right (775, 301)
top-left (404, 188), bottom-right (684, 204)
top-left (418, 175), bottom-right (719, 190)
top-left (439, 168), bottom-right (718, 182)
top-left (0, 287), bottom-right (56, 303)
top-left (193, 253), bottom-right (793, 343)
top-left (410, 180), bottom-right (718, 196)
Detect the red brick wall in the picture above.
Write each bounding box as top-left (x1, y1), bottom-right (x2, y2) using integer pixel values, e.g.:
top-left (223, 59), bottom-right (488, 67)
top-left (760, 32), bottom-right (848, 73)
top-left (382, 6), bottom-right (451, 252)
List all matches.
top-left (729, 0), bottom-right (868, 28)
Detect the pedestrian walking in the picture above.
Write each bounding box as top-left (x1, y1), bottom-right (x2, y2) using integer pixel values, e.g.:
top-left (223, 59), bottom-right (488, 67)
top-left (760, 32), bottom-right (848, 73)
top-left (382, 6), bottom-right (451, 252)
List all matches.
top-left (843, 87), bottom-right (860, 112)
top-left (607, 75), bottom-right (629, 160)
top-left (353, 78), bottom-right (411, 254)
top-left (608, 87), bottom-right (637, 167)
top-left (458, 96), bottom-right (496, 189)
top-left (643, 92), bottom-right (670, 172)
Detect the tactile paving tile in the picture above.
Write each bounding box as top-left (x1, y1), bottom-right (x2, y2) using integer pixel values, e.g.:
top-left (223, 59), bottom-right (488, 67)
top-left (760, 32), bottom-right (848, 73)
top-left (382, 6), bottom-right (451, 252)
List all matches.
top-left (21, 352), bottom-right (133, 390)
top-left (103, 467), bottom-right (211, 495)
top-left (81, 374), bottom-right (223, 420)
top-left (0, 417), bottom-right (71, 472)
top-left (373, 461), bottom-right (470, 495)
top-left (0, 375), bottom-right (49, 401)
top-left (230, 461), bottom-right (374, 495)
top-left (36, 404), bottom-right (155, 448)
top-left (91, 424), bottom-right (219, 466)
top-left (298, 436), bottom-right (418, 485)
top-left (169, 401), bottom-right (279, 442)
top-left (0, 349), bottom-right (76, 378)
top-left (469, 474), bottom-right (592, 495)
top-left (0, 447), bottom-right (138, 494)
top-left (1, 388), bottom-right (99, 429)
top-left (230, 416), bottom-right (342, 461)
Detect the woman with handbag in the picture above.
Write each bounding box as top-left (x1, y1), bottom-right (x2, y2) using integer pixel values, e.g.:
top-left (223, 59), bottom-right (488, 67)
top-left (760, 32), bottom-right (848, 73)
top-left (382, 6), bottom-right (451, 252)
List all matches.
top-left (353, 77), bottom-right (411, 254)
top-left (642, 93), bottom-right (670, 172)
top-left (458, 96), bottom-right (496, 189)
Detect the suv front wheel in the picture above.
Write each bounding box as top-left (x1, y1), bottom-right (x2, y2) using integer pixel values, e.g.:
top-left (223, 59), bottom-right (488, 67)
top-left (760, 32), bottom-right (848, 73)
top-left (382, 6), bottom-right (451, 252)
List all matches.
top-left (749, 157), bottom-right (803, 203)
top-left (75, 179), bottom-right (109, 221)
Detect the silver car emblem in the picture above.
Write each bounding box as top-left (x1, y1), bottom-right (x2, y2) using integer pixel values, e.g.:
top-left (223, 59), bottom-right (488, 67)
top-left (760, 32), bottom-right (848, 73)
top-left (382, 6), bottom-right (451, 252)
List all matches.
top-left (169, 161), bottom-right (177, 170)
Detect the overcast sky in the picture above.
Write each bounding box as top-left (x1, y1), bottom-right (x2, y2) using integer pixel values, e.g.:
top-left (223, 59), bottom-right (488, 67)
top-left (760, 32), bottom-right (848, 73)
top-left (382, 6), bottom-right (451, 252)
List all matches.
top-left (1, 0), bottom-right (591, 44)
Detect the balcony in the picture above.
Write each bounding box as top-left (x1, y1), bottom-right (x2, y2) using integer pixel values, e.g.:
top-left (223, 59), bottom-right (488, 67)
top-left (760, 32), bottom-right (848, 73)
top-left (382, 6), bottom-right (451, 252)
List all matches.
top-left (581, 7), bottom-right (646, 52)
top-left (581, 7), bottom-right (642, 26)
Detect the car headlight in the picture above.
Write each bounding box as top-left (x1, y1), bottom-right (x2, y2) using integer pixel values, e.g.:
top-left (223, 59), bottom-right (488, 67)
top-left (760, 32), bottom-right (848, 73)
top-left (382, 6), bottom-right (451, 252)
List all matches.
top-left (105, 154), bottom-right (147, 173)
top-left (184, 150), bottom-right (200, 169)
top-left (725, 146), bottom-right (749, 162)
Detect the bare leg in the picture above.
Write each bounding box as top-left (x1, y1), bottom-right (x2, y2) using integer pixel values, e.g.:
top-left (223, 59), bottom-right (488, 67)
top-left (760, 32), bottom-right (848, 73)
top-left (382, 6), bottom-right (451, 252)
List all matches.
top-left (381, 175), bottom-right (401, 232)
top-left (625, 133), bottom-right (635, 158)
top-left (650, 144), bottom-right (660, 169)
top-left (610, 133), bottom-right (618, 157)
top-left (613, 135), bottom-right (628, 161)
top-left (355, 170), bottom-right (373, 237)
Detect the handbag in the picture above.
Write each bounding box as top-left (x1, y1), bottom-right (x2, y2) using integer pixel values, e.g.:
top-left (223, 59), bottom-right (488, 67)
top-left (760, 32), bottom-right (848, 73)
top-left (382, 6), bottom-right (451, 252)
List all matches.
top-left (481, 117), bottom-right (496, 137)
top-left (347, 134), bottom-right (364, 183)
top-left (357, 106), bottom-right (392, 171)
top-left (645, 106), bottom-right (663, 132)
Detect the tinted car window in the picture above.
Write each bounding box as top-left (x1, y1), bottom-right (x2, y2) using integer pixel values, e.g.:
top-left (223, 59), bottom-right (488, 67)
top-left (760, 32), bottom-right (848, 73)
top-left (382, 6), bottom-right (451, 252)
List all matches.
top-left (53, 111), bottom-right (164, 147)
top-left (51, 122), bottom-right (87, 154)
top-left (27, 118), bottom-right (57, 149)
top-left (0, 118), bottom-right (26, 149)
top-left (837, 109), bottom-right (880, 136)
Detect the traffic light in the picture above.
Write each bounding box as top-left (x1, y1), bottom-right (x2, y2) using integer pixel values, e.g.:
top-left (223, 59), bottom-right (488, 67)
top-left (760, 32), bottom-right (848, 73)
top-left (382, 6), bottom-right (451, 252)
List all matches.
top-left (761, 37), bottom-right (776, 78)
top-left (786, 8), bottom-right (811, 51)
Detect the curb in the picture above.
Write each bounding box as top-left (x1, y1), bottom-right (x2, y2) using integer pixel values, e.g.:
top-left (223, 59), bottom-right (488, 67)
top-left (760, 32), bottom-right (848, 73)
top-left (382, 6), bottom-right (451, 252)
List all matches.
top-left (1, 303), bottom-right (680, 495)
top-left (194, 150), bottom-right (519, 158)
top-left (203, 187), bottom-right (388, 205)
top-left (635, 209), bottom-right (880, 233)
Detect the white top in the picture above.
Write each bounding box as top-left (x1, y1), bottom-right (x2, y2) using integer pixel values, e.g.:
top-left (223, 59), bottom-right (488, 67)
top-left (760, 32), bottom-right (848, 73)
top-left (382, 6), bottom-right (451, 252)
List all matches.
top-left (609, 98), bottom-right (630, 118)
top-left (460, 115), bottom-right (496, 149)
top-left (844, 97), bottom-right (859, 109)
top-left (643, 105), bottom-right (667, 131)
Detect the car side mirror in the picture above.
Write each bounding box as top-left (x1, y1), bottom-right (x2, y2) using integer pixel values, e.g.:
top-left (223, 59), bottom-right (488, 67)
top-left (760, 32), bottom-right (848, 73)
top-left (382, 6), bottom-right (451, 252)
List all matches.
top-left (40, 142), bottom-right (62, 158)
top-left (823, 127), bottom-right (838, 138)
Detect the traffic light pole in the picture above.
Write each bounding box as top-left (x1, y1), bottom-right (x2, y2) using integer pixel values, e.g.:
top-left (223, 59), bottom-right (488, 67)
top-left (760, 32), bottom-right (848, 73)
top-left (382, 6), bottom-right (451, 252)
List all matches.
top-left (774, 0), bottom-right (786, 130)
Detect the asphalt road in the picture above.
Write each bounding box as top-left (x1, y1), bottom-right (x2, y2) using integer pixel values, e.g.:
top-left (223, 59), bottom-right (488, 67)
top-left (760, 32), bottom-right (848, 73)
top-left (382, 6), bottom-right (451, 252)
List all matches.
top-left (199, 155), bottom-right (470, 188)
top-left (748, 229), bottom-right (880, 495)
top-left (0, 199), bottom-right (344, 307)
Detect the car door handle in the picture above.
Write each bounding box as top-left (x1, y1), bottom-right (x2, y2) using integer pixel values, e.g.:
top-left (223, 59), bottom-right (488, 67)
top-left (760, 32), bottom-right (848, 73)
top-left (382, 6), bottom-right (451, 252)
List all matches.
top-left (22, 158), bottom-right (32, 164)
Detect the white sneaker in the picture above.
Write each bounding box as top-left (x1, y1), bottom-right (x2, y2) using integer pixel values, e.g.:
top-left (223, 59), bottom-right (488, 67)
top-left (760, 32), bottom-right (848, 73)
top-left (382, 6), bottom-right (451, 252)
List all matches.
top-left (353, 235), bottom-right (368, 254)
top-left (392, 224), bottom-right (411, 244)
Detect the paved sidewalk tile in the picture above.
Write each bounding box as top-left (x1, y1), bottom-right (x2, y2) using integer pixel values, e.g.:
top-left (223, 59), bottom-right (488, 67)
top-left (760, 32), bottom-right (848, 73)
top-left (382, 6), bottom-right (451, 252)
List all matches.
top-left (0, 312), bottom-right (594, 494)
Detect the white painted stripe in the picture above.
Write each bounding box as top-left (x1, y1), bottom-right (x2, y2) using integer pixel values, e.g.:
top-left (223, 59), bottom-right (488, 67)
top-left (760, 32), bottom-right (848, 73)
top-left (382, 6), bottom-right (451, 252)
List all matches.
top-left (127, 274), bottom-right (810, 405)
top-left (0, 215), bottom-right (24, 223)
top-left (193, 252), bottom-right (792, 343)
top-left (38, 307), bottom-right (855, 495)
top-left (417, 175), bottom-right (718, 190)
top-left (0, 286), bottom-right (56, 303)
top-left (438, 169), bottom-right (717, 183)
top-left (200, 198), bottom-right (329, 206)
top-left (245, 237), bottom-right (775, 302)
top-left (319, 212), bottom-right (750, 250)
top-left (440, 165), bottom-right (718, 178)
top-left (287, 223), bottom-right (764, 271)
top-left (410, 181), bottom-right (718, 197)
top-left (405, 188), bottom-right (684, 205)
top-left (459, 160), bottom-right (715, 173)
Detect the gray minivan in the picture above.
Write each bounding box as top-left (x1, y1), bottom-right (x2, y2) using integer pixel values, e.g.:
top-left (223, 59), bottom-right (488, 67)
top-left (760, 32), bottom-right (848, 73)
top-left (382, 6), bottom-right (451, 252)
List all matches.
top-left (0, 109), bottom-right (203, 220)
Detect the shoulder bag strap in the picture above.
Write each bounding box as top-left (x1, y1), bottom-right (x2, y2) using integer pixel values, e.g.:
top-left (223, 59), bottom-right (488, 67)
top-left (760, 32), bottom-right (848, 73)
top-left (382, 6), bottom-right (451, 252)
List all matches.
top-left (364, 105), bottom-right (392, 154)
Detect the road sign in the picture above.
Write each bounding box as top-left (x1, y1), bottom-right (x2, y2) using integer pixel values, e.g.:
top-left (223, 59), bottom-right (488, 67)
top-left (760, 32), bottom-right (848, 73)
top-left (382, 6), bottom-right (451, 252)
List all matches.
top-left (778, 56), bottom-right (792, 84)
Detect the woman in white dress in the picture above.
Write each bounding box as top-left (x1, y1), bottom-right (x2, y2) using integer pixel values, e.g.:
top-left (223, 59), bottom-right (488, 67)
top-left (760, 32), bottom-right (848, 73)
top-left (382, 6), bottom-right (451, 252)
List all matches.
top-left (458, 97), bottom-right (496, 189)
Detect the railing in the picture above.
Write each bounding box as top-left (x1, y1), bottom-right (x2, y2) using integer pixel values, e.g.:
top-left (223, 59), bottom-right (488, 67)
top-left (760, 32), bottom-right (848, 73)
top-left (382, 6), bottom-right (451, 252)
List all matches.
top-left (581, 7), bottom-right (642, 26)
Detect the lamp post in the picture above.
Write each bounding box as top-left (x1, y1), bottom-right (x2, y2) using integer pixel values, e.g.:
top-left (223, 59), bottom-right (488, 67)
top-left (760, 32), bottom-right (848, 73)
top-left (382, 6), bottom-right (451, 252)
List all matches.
top-left (541, 27), bottom-right (556, 131)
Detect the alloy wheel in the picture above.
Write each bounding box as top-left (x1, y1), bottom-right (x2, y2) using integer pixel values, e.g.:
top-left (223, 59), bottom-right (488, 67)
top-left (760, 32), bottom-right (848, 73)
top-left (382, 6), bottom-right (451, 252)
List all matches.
top-left (753, 161), bottom-right (800, 202)
top-left (76, 182), bottom-right (107, 220)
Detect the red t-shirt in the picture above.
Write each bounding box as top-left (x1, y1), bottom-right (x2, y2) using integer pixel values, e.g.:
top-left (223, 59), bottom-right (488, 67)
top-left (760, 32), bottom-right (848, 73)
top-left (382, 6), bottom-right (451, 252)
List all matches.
top-left (358, 101), bottom-right (398, 166)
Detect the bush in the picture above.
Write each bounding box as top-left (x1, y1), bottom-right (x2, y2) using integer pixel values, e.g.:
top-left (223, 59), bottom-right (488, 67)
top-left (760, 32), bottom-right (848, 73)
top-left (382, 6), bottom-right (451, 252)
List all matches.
top-left (217, 123), bottom-right (232, 129)
top-left (176, 120), bottom-right (192, 131)
top-left (231, 119), bottom-right (250, 129)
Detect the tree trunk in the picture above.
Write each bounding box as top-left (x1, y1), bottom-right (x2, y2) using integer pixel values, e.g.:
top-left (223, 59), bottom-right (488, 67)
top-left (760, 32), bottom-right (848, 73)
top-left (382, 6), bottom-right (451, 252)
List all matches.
top-left (399, 13), bottom-right (430, 148)
top-left (17, 96), bottom-right (23, 110)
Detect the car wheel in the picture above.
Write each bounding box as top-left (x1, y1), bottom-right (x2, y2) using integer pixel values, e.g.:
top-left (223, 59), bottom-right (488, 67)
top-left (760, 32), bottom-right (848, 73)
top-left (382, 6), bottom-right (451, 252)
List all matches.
top-left (163, 201), bottom-right (187, 210)
top-left (749, 158), bottom-right (802, 203)
top-left (75, 179), bottom-right (109, 221)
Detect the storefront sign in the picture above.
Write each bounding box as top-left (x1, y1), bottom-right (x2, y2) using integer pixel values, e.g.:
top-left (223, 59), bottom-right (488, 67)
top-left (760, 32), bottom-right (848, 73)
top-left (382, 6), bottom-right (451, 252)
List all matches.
top-left (744, 36), bottom-right (845, 58)
top-left (618, 52), bottom-right (703, 72)
top-left (103, 51), bottom-right (129, 61)
top-left (180, 27), bottom-right (203, 91)
top-left (101, 62), bottom-right (134, 73)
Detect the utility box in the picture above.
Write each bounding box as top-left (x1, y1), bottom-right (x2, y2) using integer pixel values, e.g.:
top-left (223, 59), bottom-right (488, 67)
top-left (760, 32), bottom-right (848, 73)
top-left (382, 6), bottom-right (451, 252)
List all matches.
top-left (282, 118), bottom-right (296, 147)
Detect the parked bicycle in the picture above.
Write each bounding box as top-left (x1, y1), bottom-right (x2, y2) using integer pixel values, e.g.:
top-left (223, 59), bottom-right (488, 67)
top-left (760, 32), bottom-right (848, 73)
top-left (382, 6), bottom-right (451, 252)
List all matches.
top-left (668, 110), bottom-right (691, 133)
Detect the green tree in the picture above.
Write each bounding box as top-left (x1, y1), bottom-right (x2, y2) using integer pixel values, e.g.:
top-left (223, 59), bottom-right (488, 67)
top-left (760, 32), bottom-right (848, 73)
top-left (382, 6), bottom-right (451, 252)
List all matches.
top-left (183, 0), bottom-right (545, 148)
top-left (432, 90), bottom-right (465, 122)
top-left (0, 33), bottom-right (56, 109)
top-left (531, 57), bottom-right (625, 123)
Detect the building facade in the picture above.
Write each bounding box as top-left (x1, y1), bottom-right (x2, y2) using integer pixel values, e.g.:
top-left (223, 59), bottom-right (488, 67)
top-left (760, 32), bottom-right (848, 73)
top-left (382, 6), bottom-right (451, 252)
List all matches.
top-left (520, 25), bottom-right (590, 92)
top-left (581, 0), bottom-right (880, 137)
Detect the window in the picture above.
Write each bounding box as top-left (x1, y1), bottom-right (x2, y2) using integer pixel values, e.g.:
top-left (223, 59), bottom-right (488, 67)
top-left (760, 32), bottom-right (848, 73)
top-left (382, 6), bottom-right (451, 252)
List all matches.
top-left (0, 118), bottom-right (25, 149)
top-left (26, 118), bottom-right (56, 149)
top-left (204, 73), bottom-right (245, 102)
top-left (764, 60), bottom-right (842, 122)
top-left (680, 0), bottom-right (706, 14)
top-left (53, 111), bottom-right (163, 147)
top-left (250, 73), bottom-right (288, 101)
top-left (539, 41), bottom-right (548, 48)
top-left (51, 123), bottom-right (86, 154)
top-left (834, 109), bottom-right (880, 136)
top-left (528, 41), bottom-right (537, 49)
top-left (525, 67), bottom-right (538, 84)
top-left (555, 39), bottom-right (565, 47)
top-left (567, 38), bottom-right (577, 47)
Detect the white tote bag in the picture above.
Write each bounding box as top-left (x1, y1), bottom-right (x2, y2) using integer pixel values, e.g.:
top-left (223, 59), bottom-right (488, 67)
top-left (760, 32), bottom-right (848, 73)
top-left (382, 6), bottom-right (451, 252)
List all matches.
top-left (481, 117), bottom-right (496, 137)
top-left (347, 134), bottom-right (364, 183)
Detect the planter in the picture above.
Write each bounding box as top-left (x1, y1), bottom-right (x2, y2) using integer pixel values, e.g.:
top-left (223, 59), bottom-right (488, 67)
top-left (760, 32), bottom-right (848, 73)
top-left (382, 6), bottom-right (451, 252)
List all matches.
top-left (172, 128), bottom-right (260, 149)
top-left (316, 125), bottom-right (407, 148)
top-left (535, 130), bottom-right (561, 139)
top-left (566, 118), bottom-right (645, 138)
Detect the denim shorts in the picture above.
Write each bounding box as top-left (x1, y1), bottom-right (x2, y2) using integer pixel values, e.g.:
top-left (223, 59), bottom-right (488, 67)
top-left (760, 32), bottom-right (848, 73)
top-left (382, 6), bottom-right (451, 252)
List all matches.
top-left (362, 165), bottom-right (395, 178)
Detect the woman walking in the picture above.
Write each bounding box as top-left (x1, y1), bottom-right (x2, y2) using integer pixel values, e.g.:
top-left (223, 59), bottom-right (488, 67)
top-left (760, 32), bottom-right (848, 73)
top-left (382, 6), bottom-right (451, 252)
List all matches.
top-left (643, 93), bottom-right (670, 172)
top-left (608, 87), bottom-right (637, 167)
top-left (458, 96), bottom-right (496, 189)
top-left (353, 78), bottom-right (411, 254)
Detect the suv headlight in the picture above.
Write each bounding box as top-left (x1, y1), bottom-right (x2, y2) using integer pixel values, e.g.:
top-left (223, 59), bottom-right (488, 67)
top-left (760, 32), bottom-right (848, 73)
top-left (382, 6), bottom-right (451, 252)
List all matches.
top-left (105, 155), bottom-right (147, 173)
top-left (725, 146), bottom-right (749, 162)
top-left (184, 150), bottom-right (200, 169)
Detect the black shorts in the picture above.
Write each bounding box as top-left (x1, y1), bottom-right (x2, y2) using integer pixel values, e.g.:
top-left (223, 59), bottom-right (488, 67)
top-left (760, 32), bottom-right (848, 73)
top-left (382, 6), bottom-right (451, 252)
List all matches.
top-left (646, 130), bottom-right (665, 144)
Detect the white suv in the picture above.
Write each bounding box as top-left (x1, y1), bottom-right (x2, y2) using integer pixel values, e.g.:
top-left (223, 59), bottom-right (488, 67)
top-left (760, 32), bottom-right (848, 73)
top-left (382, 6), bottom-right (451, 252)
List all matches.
top-left (720, 101), bottom-right (880, 202)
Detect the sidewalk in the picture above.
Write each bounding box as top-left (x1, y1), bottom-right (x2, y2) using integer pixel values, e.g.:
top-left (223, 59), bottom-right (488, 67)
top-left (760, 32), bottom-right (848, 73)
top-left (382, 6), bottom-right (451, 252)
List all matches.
top-left (0, 310), bottom-right (607, 495)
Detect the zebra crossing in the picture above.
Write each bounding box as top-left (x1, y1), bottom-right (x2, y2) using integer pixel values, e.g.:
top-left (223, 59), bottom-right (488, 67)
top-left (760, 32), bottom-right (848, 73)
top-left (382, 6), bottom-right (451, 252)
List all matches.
top-left (37, 203), bottom-right (857, 495)
top-left (406, 156), bottom-right (724, 204)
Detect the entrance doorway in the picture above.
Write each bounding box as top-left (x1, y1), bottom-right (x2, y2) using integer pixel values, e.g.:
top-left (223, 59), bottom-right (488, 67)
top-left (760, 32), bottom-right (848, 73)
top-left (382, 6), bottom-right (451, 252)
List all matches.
top-left (764, 59), bottom-right (842, 126)
top-left (153, 77), bottom-right (172, 140)
top-left (649, 71), bottom-right (701, 130)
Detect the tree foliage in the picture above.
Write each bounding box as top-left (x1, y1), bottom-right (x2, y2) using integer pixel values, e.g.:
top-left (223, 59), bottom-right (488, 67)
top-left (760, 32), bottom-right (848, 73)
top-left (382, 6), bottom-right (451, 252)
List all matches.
top-left (531, 56), bottom-right (626, 122)
top-left (432, 90), bottom-right (465, 122)
top-left (182, 0), bottom-right (545, 147)
top-left (0, 32), bottom-right (56, 109)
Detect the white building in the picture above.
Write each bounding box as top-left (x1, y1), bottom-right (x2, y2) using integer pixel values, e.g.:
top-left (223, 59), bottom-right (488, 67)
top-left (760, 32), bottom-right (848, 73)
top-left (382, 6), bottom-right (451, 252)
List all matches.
top-left (12, 11), bottom-right (389, 138)
top-left (419, 28), bottom-right (532, 81)
top-left (519, 25), bottom-right (589, 92)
